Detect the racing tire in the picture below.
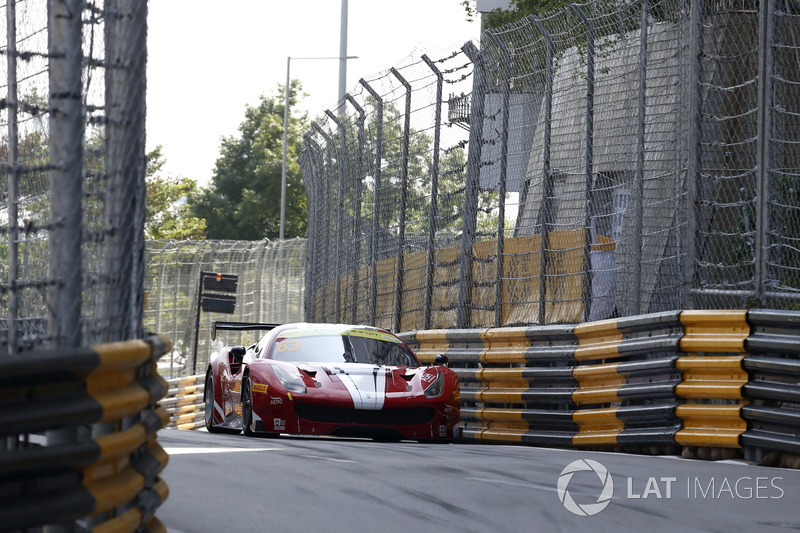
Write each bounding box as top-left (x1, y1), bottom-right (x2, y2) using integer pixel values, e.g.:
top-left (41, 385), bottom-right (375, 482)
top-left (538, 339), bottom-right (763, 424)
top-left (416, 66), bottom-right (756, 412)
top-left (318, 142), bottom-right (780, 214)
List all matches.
top-left (242, 374), bottom-right (256, 437)
top-left (241, 374), bottom-right (280, 438)
top-left (205, 372), bottom-right (236, 434)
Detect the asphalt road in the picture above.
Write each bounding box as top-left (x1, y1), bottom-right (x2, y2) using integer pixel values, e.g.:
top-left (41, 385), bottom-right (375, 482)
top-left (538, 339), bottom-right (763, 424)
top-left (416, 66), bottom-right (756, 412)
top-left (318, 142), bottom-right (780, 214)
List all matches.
top-left (157, 428), bottom-right (800, 533)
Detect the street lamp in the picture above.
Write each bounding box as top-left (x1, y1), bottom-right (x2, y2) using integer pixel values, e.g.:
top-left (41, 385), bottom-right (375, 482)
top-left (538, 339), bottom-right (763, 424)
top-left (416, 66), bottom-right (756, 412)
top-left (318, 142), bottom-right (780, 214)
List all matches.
top-left (279, 54), bottom-right (357, 240)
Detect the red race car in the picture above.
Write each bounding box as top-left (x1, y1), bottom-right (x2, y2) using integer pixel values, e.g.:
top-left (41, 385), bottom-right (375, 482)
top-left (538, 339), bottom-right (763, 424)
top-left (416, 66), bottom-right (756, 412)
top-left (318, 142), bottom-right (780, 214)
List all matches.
top-left (203, 322), bottom-right (460, 442)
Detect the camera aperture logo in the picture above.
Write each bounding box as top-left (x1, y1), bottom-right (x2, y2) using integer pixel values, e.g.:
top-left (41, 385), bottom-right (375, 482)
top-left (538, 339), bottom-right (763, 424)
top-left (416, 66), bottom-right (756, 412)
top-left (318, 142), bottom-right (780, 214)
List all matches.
top-left (557, 459), bottom-right (614, 516)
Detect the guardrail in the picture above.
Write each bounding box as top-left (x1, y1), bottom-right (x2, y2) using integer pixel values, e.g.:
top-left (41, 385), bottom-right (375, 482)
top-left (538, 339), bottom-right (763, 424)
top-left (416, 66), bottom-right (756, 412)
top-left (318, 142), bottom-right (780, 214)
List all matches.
top-left (741, 310), bottom-right (800, 468)
top-left (0, 335), bottom-right (171, 531)
top-left (159, 374), bottom-right (206, 430)
top-left (403, 309), bottom-right (800, 466)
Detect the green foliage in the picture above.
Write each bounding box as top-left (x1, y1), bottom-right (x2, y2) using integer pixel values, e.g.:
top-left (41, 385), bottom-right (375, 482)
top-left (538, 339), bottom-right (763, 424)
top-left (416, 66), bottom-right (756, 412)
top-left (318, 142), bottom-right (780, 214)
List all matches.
top-left (145, 146), bottom-right (207, 240)
top-left (461, 0), bottom-right (570, 29)
top-left (189, 80), bottom-right (309, 240)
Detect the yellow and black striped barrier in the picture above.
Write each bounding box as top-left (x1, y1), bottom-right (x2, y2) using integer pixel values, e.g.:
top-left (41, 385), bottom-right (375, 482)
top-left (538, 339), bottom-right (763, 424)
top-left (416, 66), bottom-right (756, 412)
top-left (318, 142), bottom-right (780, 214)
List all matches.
top-left (0, 335), bottom-right (171, 531)
top-left (159, 374), bottom-right (206, 430)
top-left (403, 309), bottom-right (800, 466)
top-left (740, 310), bottom-right (800, 466)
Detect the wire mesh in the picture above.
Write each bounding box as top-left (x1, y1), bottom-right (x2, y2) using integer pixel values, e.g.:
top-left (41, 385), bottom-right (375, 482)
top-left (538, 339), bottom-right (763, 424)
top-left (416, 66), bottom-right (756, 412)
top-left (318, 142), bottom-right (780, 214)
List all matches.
top-left (301, 0), bottom-right (800, 330)
top-left (143, 238), bottom-right (306, 376)
top-left (1, 1), bottom-right (147, 352)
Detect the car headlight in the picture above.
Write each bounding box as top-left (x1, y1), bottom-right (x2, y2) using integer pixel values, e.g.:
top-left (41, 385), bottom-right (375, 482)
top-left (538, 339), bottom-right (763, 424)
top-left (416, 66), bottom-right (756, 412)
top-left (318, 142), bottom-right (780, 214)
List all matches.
top-left (271, 365), bottom-right (307, 394)
top-left (424, 372), bottom-right (445, 398)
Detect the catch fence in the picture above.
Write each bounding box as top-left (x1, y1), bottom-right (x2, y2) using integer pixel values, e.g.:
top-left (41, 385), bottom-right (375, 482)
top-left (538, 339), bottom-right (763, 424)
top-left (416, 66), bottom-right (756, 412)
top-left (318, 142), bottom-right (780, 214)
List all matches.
top-left (143, 238), bottom-right (306, 376)
top-left (301, 0), bottom-right (800, 330)
top-left (1, 0), bottom-right (147, 351)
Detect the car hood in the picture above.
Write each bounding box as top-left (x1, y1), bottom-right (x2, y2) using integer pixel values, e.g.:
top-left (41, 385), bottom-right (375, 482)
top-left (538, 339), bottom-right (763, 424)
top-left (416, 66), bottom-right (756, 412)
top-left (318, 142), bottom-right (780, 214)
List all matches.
top-left (264, 361), bottom-right (439, 410)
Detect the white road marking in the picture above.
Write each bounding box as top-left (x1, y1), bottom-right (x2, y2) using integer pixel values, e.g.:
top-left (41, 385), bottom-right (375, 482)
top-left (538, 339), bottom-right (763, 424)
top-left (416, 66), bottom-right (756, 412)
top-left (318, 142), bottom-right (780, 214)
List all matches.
top-left (164, 446), bottom-right (284, 455)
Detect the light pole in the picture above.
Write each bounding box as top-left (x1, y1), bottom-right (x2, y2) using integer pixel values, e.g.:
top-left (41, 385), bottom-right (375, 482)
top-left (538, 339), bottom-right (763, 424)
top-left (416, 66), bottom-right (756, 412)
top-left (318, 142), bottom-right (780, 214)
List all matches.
top-left (280, 54), bottom-right (357, 240)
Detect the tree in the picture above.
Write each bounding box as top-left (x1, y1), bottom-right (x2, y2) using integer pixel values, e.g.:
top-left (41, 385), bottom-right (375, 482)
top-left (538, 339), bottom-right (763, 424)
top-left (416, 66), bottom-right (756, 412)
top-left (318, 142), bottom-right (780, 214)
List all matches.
top-left (461, 0), bottom-right (570, 29)
top-left (145, 146), bottom-right (206, 239)
top-left (189, 81), bottom-right (309, 240)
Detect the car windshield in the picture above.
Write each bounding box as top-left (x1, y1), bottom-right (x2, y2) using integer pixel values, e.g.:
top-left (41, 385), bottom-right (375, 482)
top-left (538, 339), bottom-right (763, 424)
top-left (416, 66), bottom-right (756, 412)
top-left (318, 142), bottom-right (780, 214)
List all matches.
top-left (268, 331), bottom-right (418, 367)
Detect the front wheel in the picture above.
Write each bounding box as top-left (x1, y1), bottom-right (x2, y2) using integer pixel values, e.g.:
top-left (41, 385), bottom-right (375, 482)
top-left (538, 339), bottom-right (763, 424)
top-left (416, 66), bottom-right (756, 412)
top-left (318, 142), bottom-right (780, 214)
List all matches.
top-left (205, 373), bottom-right (223, 433)
top-left (242, 375), bottom-right (256, 437)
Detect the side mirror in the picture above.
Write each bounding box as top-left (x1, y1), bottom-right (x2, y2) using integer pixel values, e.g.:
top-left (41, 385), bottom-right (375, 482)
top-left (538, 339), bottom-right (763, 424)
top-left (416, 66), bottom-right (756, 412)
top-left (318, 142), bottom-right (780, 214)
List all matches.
top-left (230, 346), bottom-right (246, 363)
top-left (434, 354), bottom-right (449, 366)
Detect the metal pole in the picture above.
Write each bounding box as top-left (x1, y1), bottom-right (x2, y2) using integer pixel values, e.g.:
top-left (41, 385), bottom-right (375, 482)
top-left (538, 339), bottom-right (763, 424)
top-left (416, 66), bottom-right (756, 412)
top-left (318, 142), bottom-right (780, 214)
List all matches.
top-left (345, 93), bottom-right (366, 323)
top-left (46, 1), bottom-right (84, 526)
top-left (389, 67), bottom-right (411, 333)
top-left (458, 41), bottom-right (486, 329)
top-left (325, 110), bottom-right (349, 323)
top-left (755, 0), bottom-right (773, 307)
top-left (6, 0), bottom-right (18, 353)
top-left (485, 31), bottom-right (511, 328)
top-left (530, 15), bottom-right (554, 325)
top-left (360, 78), bottom-right (383, 327)
top-left (48, 0), bottom-right (84, 349)
top-left (634, 1), bottom-right (648, 315)
top-left (104, 0), bottom-right (147, 342)
top-left (338, 0), bottom-right (348, 109)
top-left (421, 55), bottom-right (443, 330)
top-left (686, 0), bottom-right (703, 309)
top-left (314, 121), bottom-right (340, 322)
top-left (281, 57), bottom-right (290, 241)
top-left (570, 4), bottom-right (595, 322)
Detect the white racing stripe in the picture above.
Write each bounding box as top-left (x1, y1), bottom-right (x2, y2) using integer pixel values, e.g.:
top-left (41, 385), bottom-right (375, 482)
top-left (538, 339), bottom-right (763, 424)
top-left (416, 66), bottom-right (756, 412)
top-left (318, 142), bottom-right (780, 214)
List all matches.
top-left (335, 365), bottom-right (387, 410)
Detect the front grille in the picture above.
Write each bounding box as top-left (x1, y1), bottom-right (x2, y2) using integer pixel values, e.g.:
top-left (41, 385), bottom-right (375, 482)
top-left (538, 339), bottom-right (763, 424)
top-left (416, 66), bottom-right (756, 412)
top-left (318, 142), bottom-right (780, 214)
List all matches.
top-left (295, 403), bottom-right (435, 426)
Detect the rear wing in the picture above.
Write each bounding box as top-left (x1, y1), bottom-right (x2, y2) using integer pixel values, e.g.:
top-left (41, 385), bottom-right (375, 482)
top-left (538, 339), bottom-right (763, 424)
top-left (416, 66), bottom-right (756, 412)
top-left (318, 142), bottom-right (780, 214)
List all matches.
top-left (212, 321), bottom-right (282, 341)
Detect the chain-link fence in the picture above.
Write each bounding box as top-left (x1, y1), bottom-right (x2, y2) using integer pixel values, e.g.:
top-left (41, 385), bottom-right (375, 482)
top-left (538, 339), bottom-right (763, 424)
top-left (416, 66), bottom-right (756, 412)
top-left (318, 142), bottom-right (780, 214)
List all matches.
top-left (1, 1), bottom-right (147, 352)
top-left (144, 238), bottom-right (306, 376)
top-left (301, 0), bottom-right (800, 330)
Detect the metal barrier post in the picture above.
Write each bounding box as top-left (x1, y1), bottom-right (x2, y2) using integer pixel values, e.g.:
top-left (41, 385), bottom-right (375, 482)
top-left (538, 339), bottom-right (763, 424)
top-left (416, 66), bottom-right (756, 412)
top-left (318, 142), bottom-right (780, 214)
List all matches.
top-left (421, 55), bottom-right (443, 331)
top-left (325, 110), bottom-right (349, 323)
top-left (345, 93), bottom-right (367, 324)
top-left (389, 67), bottom-right (411, 332)
top-left (485, 31), bottom-right (511, 328)
top-left (529, 15), bottom-right (554, 325)
top-left (570, 4), bottom-right (595, 322)
top-left (633, 0), bottom-right (648, 315)
top-left (359, 78), bottom-right (383, 326)
top-left (312, 122), bottom-right (337, 322)
top-left (458, 41), bottom-right (486, 329)
top-left (48, 0), bottom-right (84, 349)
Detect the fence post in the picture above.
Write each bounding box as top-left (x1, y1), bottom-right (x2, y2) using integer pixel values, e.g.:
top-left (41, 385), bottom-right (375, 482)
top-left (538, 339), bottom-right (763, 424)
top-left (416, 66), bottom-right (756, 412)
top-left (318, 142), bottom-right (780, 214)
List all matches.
top-left (633, 0), bottom-right (648, 315)
top-left (421, 55), bottom-right (443, 331)
top-left (570, 4), bottom-right (595, 322)
top-left (345, 93), bottom-right (366, 323)
top-left (754, 0), bottom-right (774, 307)
top-left (325, 110), bottom-right (349, 323)
top-left (48, 0), bottom-right (84, 349)
top-left (359, 78), bottom-right (383, 327)
top-left (458, 41), bottom-right (486, 329)
top-left (6, 0), bottom-right (19, 353)
top-left (529, 15), bottom-right (554, 325)
top-left (686, 0), bottom-right (703, 309)
top-left (304, 134), bottom-right (324, 322)
top-left (485, 31), bottom-right (511, 328)
top-left (313, 123), bottom-right (336, 323)
top-left (299, 142), bottom-right (316, 321)
top-left (104, 0), bottom-right (148, 341)
top-left (389, 67), bottom-right (411, 332)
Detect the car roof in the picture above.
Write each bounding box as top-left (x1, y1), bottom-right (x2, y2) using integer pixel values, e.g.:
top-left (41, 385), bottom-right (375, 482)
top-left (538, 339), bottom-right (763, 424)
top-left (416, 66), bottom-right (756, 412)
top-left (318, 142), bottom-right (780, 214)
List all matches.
top-left (275, 323), bottom-right (398, 339)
